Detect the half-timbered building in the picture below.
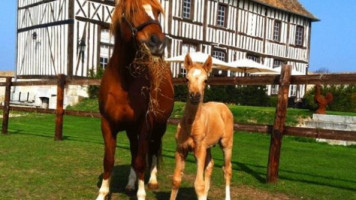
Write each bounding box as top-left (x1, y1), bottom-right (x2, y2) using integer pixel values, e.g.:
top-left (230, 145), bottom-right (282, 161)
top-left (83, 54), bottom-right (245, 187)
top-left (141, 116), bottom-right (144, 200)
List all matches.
top-left (15, 0), bottom-right (317, 107)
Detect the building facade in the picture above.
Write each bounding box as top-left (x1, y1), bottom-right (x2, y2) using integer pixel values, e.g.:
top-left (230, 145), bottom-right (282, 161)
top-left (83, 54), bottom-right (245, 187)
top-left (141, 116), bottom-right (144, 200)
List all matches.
top-left (15, 0), bottom-right (317, 107)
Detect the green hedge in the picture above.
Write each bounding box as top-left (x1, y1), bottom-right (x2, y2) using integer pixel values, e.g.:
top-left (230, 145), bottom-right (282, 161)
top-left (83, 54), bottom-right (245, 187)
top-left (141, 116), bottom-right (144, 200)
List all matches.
top-left (175, 85), bottom-right (277, 107)
top-left (88, 67), bottom-right (104, 99)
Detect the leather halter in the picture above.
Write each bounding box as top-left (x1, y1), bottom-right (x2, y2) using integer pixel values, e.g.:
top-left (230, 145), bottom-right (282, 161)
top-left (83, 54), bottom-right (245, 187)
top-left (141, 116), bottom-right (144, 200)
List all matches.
top-left (122, 14), bottom-right (162, 42)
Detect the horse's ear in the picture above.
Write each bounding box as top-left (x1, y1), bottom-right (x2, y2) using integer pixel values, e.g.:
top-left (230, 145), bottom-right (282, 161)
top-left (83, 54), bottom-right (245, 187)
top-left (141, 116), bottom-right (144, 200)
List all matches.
top-left (184, 53), bottom-right (193, 71)
top-left (203, 56), bottom-right (213, 73)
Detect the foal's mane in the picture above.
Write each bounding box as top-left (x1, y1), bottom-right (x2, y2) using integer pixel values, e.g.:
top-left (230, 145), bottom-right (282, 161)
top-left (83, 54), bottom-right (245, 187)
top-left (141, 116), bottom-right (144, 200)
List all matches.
top-left (110, 0), bottom-right (164, 36)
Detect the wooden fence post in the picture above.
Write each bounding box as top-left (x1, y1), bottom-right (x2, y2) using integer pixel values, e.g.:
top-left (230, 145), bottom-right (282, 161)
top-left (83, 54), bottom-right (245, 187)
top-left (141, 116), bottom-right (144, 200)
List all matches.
top-left (2, 77), bottom-right (12, 134)
top-left (267, 65), bottom-right (291, 183)
top-left (55, 74), bottom-right (66, 141)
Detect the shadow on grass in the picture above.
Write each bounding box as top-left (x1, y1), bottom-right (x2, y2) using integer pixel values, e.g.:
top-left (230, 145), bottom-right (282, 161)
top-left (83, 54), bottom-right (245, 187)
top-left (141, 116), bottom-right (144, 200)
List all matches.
top-left (9, 128), bottom-right (356, 192)
top-left (96, 165), bottom-right (196, 200)
top-left (153, 187), bottom-right (197, 200)
top-left (97, 164), bottom-right (136, 200)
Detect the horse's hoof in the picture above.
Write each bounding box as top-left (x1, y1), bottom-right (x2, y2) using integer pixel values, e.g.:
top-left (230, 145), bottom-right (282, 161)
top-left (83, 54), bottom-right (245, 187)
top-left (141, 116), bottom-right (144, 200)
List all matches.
top-left (147, 183), bottom-right (159, 190)
top-left (125, 187), bottom-right (136, 195)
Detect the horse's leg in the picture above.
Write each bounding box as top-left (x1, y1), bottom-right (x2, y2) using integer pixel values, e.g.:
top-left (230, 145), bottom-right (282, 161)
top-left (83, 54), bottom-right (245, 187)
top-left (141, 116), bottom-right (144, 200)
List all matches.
top-left (194, 145), bottom-right (207, 200)
top-left (125, 130), bottom-right (138, 194)
top-left (147, 123), bottom-right (166, 190)
top-left (204, 149), bottom-right (214, 198)
top-left (221, 137), bottom-right (233, 200)
top-left (134, 118), bottom-right (152, 200)
top-left (97, 118), bottom-right (117, 200)
top-left (134, 139), bottom-right (148, 200)
top-left (170, 149), bottom-right (188, 200)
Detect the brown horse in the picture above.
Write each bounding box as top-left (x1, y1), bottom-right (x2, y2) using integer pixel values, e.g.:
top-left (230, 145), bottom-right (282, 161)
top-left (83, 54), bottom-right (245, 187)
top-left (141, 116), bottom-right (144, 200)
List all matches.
top-left (170, 54), bottom-right (234, 200)
top-left (96, 1), bottom-right (174, 200)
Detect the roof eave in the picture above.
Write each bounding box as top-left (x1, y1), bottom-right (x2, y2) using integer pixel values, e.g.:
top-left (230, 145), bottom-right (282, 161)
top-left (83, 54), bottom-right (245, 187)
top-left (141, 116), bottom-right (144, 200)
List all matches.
top-left (249, 0), bottom-right (319, 22)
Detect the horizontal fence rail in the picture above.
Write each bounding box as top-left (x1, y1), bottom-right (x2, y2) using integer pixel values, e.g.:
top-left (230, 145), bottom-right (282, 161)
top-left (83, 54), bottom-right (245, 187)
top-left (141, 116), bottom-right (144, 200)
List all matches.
top-left (2, 106), bottom-right (355, 142)
top-left (1, 66), bottom-right (356, 184)
top-left (2, 73), bottom-right (356, 87)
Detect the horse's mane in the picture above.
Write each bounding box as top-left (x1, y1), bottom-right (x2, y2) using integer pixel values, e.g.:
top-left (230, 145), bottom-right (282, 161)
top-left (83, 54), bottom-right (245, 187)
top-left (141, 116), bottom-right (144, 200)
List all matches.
top-left (110, 0), bottom-right (164, 36)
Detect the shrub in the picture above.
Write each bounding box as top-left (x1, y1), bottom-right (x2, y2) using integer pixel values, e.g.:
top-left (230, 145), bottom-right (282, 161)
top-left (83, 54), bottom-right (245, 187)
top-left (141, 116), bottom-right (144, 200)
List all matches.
top-left (88, 67), bottom-right (104, 99)
top-left (174, 84), bottom-right (272, 107)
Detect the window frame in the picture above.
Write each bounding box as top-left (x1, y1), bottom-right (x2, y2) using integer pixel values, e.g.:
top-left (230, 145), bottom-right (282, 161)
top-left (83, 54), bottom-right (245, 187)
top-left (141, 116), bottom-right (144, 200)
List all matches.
top-left (182, 0), bottom-right (193, 20)
top-left (212, 49), bottom-right (227, 62)
top-left (216, 3), bottom-right (228, 27)
top-left (246, 54), bottom-right (260, 63)
top-left (212, 49), bottom-right (227, 77)
top-left (295, 25), bottom-right (304, 47)
top-left (273, 20), bottom-right (281, 42)
top-left (273, 59), bottom-right (284, 68)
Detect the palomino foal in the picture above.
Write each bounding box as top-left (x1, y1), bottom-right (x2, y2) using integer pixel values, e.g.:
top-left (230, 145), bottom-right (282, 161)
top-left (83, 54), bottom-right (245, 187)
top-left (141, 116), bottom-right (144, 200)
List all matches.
top-left (170, 54), bottom-right (234, 200)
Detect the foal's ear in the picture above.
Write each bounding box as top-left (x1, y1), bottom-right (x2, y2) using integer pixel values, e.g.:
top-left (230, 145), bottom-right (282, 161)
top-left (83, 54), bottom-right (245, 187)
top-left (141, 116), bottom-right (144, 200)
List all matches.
top-left (203, 56), bottom-right (213, 73)
top-left (184, 53), bottom-right (193, 71)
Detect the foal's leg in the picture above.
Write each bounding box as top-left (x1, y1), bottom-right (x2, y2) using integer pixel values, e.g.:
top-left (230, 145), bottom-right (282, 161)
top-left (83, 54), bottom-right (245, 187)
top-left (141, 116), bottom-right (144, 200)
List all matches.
top-left (170, 150), bottom-right (188, 200)
top-left (204, 149), bottom-right (214, 198)
top-left (97, 118), bottom-right (117, 200)
top-left (221, 138), bottom-right (233, 200)
top-left (194, 145), bottom-right (208, 200)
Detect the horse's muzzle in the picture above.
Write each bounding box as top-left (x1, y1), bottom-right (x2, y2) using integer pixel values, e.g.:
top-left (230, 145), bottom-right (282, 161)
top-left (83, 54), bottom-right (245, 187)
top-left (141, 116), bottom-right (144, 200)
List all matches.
top-left (145, 34), bottom-right (166, 56)
top-left (189, 93), bottom-right (201, 105)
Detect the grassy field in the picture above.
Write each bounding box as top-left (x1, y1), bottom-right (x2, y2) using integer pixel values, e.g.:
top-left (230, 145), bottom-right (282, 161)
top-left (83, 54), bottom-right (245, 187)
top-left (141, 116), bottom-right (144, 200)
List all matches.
top-left (1, 104), bottom-right (356, 199)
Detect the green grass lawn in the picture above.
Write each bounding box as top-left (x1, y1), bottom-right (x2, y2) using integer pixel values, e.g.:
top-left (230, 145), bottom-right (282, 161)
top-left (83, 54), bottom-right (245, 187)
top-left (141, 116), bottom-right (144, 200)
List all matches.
top-left (1, 111), bottom-right (356, 200)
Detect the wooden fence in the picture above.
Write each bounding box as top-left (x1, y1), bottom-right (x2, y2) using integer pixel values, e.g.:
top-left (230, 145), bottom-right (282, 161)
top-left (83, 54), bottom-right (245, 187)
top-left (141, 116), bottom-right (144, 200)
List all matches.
top-left (1, 65), bottom-right (356, 183)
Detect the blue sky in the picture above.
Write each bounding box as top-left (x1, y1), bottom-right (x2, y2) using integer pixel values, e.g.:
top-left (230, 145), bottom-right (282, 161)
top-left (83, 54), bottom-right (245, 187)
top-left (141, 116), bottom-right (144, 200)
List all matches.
top-left (0, 1), bottom-right (355, 72)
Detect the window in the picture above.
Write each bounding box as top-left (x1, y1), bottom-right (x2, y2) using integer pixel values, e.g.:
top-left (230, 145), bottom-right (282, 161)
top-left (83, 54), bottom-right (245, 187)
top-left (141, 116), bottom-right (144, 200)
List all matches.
top-left (290, 85), bottom-right (297, 96)
top-left (246, 54), bottom-right (260, 63)
top-left (217, 4), bottom-right (227, 27)
top-left (295, 25), bottom-right (304, 46)
top-left (100, 57), bottom-right (109, 69)
top-left (271, 85), bottom-right (279, 95)
top-left (273, 59), bottom-right (284, 68)
top-left (213, 49), bottom-right (226, 61)
top-left (212, 49), bottom-right (227, 77)
top-left (182, 0), bottom-right (192, 19)
top-left (273, 21), bottom-right (281, 42)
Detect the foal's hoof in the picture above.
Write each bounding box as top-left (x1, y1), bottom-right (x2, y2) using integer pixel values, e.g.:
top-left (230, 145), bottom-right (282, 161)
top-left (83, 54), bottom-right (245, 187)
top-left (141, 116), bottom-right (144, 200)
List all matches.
top-left (147, 183), bottom-right (159, 190)
top-left (125, 187), bottom-right (136, 195)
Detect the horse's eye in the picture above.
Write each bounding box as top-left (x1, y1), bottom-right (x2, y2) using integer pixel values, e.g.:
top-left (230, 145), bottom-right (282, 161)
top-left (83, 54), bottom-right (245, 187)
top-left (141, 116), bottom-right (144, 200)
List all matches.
top-left (204, 79), bottom-right (208, 83)
top-left (185, 78), bottom-right (189, 83)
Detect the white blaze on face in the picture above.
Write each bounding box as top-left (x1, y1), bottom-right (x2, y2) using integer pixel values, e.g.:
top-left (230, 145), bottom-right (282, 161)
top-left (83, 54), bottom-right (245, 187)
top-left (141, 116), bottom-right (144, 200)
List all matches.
top-left (143, 4), bottom-right (155, 19)
top-left (192, 69), bottom-right (202, 77)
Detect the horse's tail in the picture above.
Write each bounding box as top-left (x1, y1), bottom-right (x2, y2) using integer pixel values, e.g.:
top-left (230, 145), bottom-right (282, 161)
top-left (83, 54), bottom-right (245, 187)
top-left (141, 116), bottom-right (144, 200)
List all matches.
top-left (147, 142), bottom-right (162, 169)
top-left (147, 123), bottom-right (166, 169)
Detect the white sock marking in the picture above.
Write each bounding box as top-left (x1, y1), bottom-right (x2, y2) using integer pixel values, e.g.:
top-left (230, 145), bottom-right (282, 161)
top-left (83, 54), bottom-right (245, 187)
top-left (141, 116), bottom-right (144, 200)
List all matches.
top-left (137, 179), bottom-right (146, 200)
top-left (126, 167), bottom-right (137, 190)
top-left (96, 177), bottom-right (110, 200)
top-left (149, 156), bottom-right (158, 185)
top-left (225, 185), bottom-right (231, 200)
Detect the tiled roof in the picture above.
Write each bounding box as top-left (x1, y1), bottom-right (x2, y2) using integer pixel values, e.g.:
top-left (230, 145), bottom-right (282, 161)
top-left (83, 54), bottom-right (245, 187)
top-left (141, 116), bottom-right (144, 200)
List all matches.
top-left (252, 0), bottom-right (319, 21)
